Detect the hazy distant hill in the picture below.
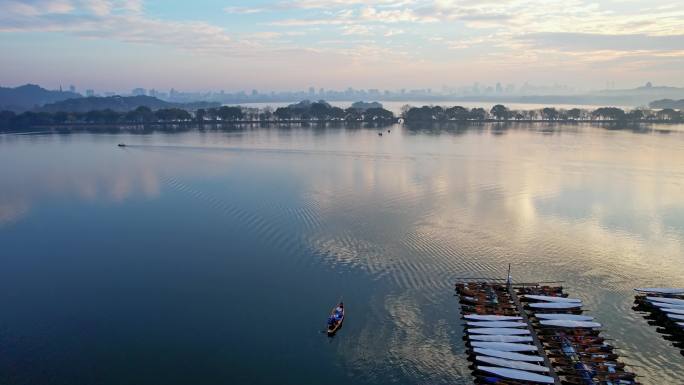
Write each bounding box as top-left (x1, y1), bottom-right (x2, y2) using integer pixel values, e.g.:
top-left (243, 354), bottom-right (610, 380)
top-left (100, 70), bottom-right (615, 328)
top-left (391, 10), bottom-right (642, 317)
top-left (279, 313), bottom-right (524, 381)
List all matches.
top-left (38, 95), bottom-right (220, 113)
top-left (649, 99), bottom-right (684, 109)
top-left (0, 84), bottom-right (81, 112)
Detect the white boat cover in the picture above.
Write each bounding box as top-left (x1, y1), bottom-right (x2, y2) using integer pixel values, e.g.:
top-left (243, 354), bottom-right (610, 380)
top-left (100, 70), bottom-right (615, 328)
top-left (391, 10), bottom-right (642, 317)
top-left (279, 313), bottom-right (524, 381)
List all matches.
top-left (467, 321), bottom-right (528, 328)
top-left (539, 320), bottom-right (602, 328)
top-left (468, 328), bottom-right (531, 335)
top-left (635, 288), bottom-right (684, 294)
top-left (535, 313), bottom-right (594, 321)
top-left (473, 348), bottom-right (544, 362)
top-left (529, 302), bottom-right (582, 309)
top-left (663, 308), bottom-right (684, 315)
top-left (470, 342), bottom-right (538, 352)
top-left (524, 294), bottom-right (581, 303)
top-left (646, 297), bottom-right (684, 306)
top-left (464, 314), bottom-right (523, 321)
top-left (477, 366), bottom-right (554, 384)
top-left (475, 355), bottom-right (550, 373)
top-left (667, 313), bottom-right (684, 321)
top-left (468, 335), bottom-right (533, 343)
top-left (678, 322), bottom-right (684, 328)
top-left (649, 302), bottom-right (684, 309)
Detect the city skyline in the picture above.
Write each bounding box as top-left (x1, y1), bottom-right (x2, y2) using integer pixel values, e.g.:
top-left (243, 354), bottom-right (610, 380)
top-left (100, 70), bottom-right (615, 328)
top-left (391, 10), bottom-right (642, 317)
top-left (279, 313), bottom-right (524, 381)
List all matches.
top-left (1, 0), bottom-right (683, 92)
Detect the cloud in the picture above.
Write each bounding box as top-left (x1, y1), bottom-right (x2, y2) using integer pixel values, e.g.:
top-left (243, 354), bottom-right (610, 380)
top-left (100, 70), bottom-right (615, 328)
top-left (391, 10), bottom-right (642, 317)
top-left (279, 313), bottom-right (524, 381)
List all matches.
top-left (224, 6), bottom-right (267, 14)
top-left (518, 32), bottom-right (684, 52)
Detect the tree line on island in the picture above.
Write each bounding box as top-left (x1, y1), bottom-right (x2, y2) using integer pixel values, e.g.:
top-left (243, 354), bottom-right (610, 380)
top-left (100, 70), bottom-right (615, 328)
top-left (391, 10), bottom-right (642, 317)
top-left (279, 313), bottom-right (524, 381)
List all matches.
top-left (402, 104), bottom-right (682, 123)
top-left (1, 100), bottom-right (682, 131)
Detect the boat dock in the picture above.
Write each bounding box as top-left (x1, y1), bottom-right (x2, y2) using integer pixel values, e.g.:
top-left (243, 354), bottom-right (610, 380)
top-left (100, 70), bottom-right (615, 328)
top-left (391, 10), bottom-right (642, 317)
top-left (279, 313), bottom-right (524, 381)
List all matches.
top-left (455, 277), bottom-right (638, 384)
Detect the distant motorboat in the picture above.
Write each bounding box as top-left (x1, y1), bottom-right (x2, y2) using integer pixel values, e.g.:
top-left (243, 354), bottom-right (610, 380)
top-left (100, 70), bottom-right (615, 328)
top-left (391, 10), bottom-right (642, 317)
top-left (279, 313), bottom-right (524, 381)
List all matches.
top-left (378, 132), bottom-right (383, 136)
top-left (117, 143), bottom-right (126, 147)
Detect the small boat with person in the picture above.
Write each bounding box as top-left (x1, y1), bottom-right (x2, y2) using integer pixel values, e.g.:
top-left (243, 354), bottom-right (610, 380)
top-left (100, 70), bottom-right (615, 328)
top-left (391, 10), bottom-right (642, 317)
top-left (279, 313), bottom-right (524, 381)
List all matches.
top-left (326, 301), bottom-right (344, 336)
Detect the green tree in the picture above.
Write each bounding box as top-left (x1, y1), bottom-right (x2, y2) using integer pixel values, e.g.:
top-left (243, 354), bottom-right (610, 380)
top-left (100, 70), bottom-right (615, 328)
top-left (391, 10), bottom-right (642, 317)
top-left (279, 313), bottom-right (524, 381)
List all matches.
top-left (541, 107), bottom-right (558, 120)
top-left (490, 104), bottom-right (509, 120)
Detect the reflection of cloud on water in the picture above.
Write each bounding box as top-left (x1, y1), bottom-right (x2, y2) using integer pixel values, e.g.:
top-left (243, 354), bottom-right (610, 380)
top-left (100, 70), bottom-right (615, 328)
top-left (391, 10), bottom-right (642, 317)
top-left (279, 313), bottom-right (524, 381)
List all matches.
top-left (382, 293), bottom-right (467, 384)
top-left (0, 135), bottom-right (234, 226)
top-left (0, 200), bottom-right (29, 226)
top-left (342, 292), bottom-right (468, 384)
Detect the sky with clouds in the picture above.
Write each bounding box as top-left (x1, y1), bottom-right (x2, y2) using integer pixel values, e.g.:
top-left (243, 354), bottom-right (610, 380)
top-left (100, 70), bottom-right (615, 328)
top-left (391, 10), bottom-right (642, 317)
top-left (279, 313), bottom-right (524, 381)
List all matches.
top-left (0, 0), bottom-right (683, 92)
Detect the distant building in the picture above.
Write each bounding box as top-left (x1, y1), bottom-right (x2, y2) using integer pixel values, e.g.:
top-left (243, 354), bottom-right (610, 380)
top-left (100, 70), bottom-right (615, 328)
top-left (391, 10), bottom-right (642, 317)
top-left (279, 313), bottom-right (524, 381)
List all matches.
top-left (86, 89), bottom-right (95, 97)
top-left (69, 85), bottom-right (76, 93)
top-left (132, 88), bottom-right (147, 96)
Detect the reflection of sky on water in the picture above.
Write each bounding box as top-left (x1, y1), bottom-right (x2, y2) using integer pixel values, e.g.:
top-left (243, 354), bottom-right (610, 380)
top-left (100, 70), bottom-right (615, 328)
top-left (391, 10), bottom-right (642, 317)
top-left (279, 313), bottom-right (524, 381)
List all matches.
top-left (1, 125), bottom-right (684, 385)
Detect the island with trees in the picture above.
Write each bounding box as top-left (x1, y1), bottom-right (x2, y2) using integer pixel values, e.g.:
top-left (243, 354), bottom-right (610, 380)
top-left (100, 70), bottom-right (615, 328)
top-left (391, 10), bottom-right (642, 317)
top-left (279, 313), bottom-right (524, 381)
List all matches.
top-left (1, 100), bottom-right (682, 132)
top-left (400, 104), bottom-right (681, 124)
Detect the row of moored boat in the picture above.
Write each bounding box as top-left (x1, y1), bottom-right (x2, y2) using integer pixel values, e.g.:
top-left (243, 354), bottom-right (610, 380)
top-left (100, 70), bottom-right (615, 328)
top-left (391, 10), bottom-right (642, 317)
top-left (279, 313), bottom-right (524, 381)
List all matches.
top-left (633, 287), bottom-right (684, 354)
top-left (456, 281), bottom-right (639, 385)
top-left (517, 285), bottom-right (637, 385)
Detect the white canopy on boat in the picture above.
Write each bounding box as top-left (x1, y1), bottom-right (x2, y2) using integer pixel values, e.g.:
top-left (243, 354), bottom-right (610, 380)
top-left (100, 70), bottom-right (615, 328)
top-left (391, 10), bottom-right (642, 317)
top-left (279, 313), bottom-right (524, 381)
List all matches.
top-left (663, 308), bottom-right (684, 315)
top-left (667, 313), bottom-right (684, 321)
top-left (470, 342), bottom-right (538, 352)
top-left (468, 335), bottom-right (533, 343)
top-left (477, 366), bottom-right (555, 384)
top-left (677, 322), bottom-right (684, 328)
top-left (475, 356), bottom-right (550, 373)
top-left (635, 288), bottom-right (684, 294)
top-left (464, 314), bottom-right (523, 321)
top-left (647, 297), bottom-right (684, 306)
top-left (468, 328), bottom-right (531, 335)
top-left (529, 302), bottom-right (582, 309)
top-left (524, 294), bottom-right (581, 303)
top-left (535, 313), bottom-right (594, 321)
top-left (467, 321), bottom-right (528, 328)
top-left (539, 320), bottom-right (602, 328)
top-left (473, 348), bottom-right (544, 362)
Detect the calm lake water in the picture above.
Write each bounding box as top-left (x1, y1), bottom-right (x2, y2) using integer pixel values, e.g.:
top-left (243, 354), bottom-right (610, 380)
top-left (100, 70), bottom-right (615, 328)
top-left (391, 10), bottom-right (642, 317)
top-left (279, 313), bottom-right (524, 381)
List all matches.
top-left (1, 123), bottom-right (683, 384)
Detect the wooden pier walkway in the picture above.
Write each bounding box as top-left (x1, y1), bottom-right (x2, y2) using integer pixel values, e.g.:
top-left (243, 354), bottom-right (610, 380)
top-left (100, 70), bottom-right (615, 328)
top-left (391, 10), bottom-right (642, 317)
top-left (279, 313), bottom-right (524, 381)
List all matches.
top-left (507, 282), bottom-right (562, 385)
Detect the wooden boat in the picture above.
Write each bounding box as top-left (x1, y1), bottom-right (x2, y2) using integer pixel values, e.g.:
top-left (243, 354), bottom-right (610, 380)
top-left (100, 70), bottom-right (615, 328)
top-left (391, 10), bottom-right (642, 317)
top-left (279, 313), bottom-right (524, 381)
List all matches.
top-left (468, 327), bottom-right (531, 335)
top-left (476, 366), bottom-right (555, 384)
top-left (666, 313), bottom-right (684, 321)
top-left (465, 314), bottom-right (523, 321)
top-left (529, 302), bottom-right (582, 310)
top-left (475, 356), bottom-right (550, 373)
top-left (524, 295), bottom-right (581, 303)
top-left (635, 287), bottom-right (684, 295)
top-left (539, 320), bottom-right (602, 328)
top-left (645, 301), bottom-right (684, 310)
top-left (535, 313), bottom-right (594, 321)
top-left (461, 305), bottom-right (519, 314)
top-left (473, 348), bottom-right (544, 362)
top-left (470, 342), bottom-right (538, 352)
top-left (467, 321), bottom-right (528, 328)
top-left (474, 375), bottom-right (542, 385)
top-left (538, 335), bottom-right (604, 345)
top-left (326, 302), bottom-right (344, 336)
top-left (469, 335), bottom-right (534, 343)
top-left (646, 296), bottom-right (684, 306)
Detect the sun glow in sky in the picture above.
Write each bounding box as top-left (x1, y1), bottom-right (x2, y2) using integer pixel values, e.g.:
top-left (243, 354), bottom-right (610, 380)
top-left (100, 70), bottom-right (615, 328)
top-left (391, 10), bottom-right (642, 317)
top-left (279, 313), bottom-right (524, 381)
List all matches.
top-left (1, 0), bottom-right (683, 92)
